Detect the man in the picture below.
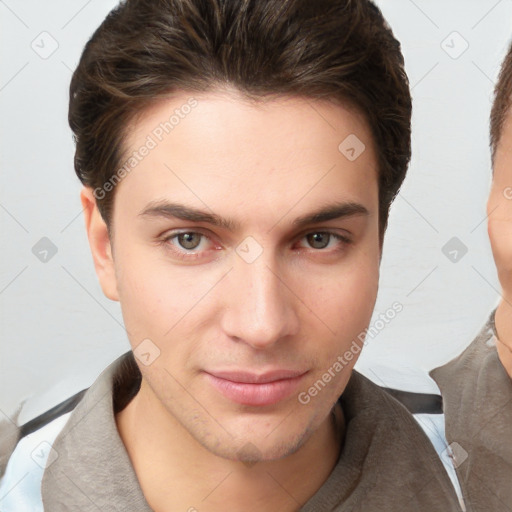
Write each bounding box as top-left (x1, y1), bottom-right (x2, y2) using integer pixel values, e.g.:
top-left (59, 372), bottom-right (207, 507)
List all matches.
top-left (427, 42), bottom-right (512, 512)
top-left (0, 0), bottom-right (462, 510)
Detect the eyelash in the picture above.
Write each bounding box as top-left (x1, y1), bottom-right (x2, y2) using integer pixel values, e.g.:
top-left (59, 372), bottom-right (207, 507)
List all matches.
top-left (158, 230), bottom-right (352, 261)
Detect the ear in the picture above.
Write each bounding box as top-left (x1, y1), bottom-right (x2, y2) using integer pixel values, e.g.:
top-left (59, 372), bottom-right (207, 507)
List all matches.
top-left (80, 187), bottom-right (119, 301)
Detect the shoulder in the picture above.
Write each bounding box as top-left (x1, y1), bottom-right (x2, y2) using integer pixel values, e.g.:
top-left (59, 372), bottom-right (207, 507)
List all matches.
top-left (0, 351), bottom-right (134, 510)
top-left (430, 309), bottom-right (512, 510)
top-left (430, 308), bottom-right (512, 422)
top-left (430, 309), bottom-right (503, 388)
top-left (337, 371), bottom-right (463, 509)
top-left (0, 390), bottom-right (85, 511)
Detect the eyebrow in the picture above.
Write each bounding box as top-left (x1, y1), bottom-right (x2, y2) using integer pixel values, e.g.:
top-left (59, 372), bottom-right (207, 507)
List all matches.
top-left (137, 199), bottom-right (369, 231)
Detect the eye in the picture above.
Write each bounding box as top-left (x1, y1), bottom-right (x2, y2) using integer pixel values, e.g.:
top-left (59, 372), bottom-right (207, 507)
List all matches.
top-left (298, 231), bottom-right (351, 251)
top-left (174, 232), bottom-right (203, 250)
top-left (159, 230), bottom-right (214, 260)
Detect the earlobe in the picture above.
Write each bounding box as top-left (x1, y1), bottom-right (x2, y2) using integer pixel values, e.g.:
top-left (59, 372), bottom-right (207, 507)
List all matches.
top-left (80, 187), bottom-right (119, 302)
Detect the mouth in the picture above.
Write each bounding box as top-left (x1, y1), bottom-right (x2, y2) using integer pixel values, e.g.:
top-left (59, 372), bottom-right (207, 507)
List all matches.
top-left (203, 369), bottom-right (308, 406)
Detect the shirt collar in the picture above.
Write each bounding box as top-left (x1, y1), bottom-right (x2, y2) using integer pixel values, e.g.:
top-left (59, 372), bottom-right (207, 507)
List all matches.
top-left (42, 350), bottom-right (460, 511)
top-left (41, 351), bottom-right (152, 511)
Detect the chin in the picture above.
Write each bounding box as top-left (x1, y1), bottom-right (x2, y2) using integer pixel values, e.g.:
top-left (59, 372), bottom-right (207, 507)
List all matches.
top-left (194, 421), bottom-right (314, 465)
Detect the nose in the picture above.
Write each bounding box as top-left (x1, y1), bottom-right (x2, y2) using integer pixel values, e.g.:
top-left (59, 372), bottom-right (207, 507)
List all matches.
top-left (220, 250), bottom-right (300, 350)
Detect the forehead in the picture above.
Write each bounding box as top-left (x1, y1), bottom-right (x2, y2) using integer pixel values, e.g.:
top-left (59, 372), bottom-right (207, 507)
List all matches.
top-left (125, 88), bottom-right (375, 154)
top-left (114, 89), bottom-right (379, 226)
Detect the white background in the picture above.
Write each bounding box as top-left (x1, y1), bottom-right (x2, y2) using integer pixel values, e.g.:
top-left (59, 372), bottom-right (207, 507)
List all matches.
top-left (0, 0), bottom-right (509, 419)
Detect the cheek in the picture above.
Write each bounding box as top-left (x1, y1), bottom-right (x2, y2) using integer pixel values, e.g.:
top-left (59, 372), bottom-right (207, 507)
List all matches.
top-left (113, 245), bottom-right (174, 340)
top-left (309, 259), bottom-right (379, 329)
top-left (299, 265), bottom-right (379, 403)
top-left (300, 255), bottom-right (379, 375)
top-left (341, 267), bottom-right (379, 326)
top-left (114, 245), bottom-right (218, 346)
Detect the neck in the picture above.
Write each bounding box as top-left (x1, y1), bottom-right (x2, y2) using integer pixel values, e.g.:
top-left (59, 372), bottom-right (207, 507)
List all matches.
top-left (116, 379), bottom-right (345, 512)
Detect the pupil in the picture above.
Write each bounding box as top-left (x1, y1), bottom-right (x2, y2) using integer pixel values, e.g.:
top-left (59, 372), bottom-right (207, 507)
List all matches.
top-left (180, 233), bottom-right (199, 249)
top-left (309, 232), bottom-right (328, 249)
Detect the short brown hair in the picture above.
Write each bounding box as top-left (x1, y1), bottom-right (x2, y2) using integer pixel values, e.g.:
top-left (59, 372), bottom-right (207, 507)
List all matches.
top-left (69, 0), bottom-right (411, 239)
top-left (490, 41), bottom-right (512, 163)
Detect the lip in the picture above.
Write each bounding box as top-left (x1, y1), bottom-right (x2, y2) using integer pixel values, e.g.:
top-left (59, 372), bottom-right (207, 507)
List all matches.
top-left (204, 369), bottom-right (308, 406)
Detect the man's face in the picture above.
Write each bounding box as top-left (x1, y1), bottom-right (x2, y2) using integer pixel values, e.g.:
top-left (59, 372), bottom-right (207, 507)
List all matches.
top-left (487, 112), bottom-right (512, 378)
top-left (101, 89), bottom-right (380, 462)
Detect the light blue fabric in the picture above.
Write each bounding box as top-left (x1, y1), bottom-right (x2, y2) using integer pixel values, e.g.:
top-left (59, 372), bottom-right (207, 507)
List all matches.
top-left (0, 412), bottom-right (71, 511)
top-left (414, 413), bottom-right (465, 510)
